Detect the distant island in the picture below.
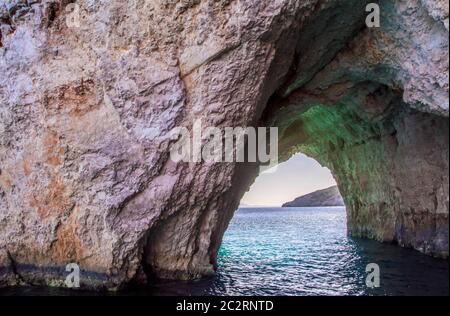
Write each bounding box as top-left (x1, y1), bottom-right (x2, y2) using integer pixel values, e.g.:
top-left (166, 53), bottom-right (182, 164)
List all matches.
top-left (282, 186), bottom-right (344, 207)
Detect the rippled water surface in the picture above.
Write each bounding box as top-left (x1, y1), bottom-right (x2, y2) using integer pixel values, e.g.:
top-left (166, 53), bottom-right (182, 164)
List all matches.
top-left (1, 207), bottom-right (448, 296)
top-left (149, 207), bottom-right (449, 296)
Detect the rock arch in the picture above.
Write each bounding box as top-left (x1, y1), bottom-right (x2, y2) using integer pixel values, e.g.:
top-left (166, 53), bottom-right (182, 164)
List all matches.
top-left (0, 0), bottom-right (448, 289)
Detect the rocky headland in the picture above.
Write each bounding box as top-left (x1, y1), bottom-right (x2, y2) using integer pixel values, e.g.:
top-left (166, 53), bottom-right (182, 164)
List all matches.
top-left (282, 186), bottom-right (345, 207)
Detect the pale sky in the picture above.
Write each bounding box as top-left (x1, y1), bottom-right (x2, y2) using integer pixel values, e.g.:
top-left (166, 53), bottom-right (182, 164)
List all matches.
top-left (240, 153), bottom-right (337, 207)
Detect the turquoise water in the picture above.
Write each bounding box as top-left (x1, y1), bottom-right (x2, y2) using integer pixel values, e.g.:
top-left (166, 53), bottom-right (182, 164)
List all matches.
top-left (149, 207), bottom-right (449, 296)
top-left (1, 207), bottom-right (448, 296)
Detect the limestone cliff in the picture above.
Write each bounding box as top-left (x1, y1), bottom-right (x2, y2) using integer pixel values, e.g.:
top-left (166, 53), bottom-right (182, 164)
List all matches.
top-left (0, 0), bottom-right (448, 290)
top-left (282, 186), bottom-right (344, 207)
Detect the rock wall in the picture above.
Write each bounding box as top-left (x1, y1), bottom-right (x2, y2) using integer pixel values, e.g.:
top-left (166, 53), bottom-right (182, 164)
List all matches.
top-left (0, 0), bottom-right (448, 289)
top-left (268, 0), bottom-right (449, 258)
top-left (272, 100), bottom-right (448, 258)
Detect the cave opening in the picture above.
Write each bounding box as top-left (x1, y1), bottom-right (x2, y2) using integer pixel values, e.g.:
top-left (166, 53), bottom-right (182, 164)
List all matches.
top-left (213, 153), bottom-right (353, 294)
top-left (239, 153), bottom-right (342, 208)
top-left (209, 92), bottom-right (449, 295)
top-left (212, 143), bottom-right (448, 296)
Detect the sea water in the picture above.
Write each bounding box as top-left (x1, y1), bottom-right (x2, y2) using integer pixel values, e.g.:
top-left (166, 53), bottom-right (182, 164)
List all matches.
top-left (1, 207), bottom-right (448, 296)
top-left (149, 207), bottom-right (449, 296)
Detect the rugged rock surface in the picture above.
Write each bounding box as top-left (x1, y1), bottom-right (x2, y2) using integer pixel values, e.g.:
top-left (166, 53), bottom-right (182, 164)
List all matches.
top-left (282, 186), bottom-right (344, 207)
top-left (0, 0), bottom-right (448, 290)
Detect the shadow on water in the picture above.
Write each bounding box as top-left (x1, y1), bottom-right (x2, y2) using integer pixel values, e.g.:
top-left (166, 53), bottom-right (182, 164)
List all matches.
top-left (347, 237), bottom-right (449, 296)
top-left (0, 208), bottom-right (448, 296)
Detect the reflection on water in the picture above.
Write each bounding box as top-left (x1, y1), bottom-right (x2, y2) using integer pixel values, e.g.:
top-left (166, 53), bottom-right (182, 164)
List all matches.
top-left (1, 207), bottom-right (448, 296)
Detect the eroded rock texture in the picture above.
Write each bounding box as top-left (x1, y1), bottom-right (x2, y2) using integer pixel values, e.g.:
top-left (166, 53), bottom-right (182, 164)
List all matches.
top-left (0, 0), bottom-right (448, 289)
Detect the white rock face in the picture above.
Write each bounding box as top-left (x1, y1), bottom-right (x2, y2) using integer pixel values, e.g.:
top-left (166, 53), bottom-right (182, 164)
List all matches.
top-left (0, 0), bottom-right (448, 289)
